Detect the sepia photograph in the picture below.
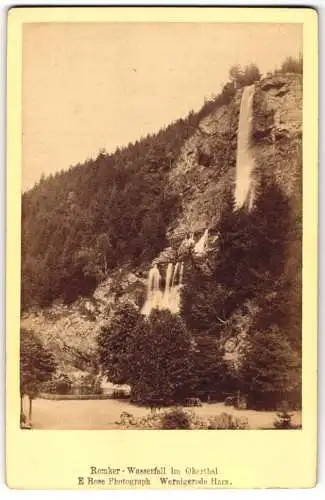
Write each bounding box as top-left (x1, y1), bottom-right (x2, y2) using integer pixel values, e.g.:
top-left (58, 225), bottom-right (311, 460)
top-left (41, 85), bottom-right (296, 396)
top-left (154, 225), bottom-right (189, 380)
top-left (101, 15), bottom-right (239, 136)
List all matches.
top-left (19, 20), bottom-right (304, 432)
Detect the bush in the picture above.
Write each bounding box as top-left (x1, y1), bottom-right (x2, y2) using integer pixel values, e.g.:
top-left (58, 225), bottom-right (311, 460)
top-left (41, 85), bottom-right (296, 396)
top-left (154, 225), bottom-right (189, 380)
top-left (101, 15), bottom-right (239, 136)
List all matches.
top-left (43, 374), bottom-right (72, 395)
top-left (114, 409), bottom-right (248, 430)
top-left (161, 408), bottom-right (191, 429)
top-left (70, 373), bottom-right (102, 395)
top-left (273, 401), bottom-right (294, 429)
top-left (207, 412), bottom-right (249, 430)
top-left (224, 396), bottom-right (235, 406)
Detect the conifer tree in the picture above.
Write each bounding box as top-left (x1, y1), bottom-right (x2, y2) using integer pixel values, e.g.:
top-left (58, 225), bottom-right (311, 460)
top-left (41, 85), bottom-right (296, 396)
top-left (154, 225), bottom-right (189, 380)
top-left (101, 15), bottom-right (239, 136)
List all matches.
top-left (97, 302), bottom-right (141, 385)
top-left (239, 326), bottom-right (301, 410)
top-left (129, 310), bottom-right (194, 405)
top-left (20, 329), bottom-right (57, 426)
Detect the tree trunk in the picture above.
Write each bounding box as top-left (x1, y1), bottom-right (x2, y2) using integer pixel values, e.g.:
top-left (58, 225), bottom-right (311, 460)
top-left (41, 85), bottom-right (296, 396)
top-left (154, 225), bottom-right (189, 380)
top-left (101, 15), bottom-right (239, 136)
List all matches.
top-left (20, 394), bottom-right (24, 424)
top-left (29, 396), bottom-right (33, 425)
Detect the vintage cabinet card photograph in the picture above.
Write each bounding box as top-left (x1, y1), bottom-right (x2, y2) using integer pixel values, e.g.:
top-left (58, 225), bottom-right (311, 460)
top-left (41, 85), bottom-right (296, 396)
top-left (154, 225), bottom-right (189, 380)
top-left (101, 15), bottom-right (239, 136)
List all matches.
top-left (6, 6), bottom-right (318, 490)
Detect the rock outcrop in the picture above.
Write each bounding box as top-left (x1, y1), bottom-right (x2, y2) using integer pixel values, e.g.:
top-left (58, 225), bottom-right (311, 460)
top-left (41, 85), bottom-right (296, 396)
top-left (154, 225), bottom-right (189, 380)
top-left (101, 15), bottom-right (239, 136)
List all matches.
top-left (166, 73), bottom-right (302, 244)
top-left (21, 269), bottom-right (146, 372)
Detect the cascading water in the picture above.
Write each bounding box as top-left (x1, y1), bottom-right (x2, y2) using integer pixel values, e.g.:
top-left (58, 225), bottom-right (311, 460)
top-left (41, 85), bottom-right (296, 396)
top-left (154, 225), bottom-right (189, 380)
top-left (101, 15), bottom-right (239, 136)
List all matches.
top-left (172, 262), bottom-right (179, 287)
top-left (141, 264), bottom-right (163, 316)
top-left (193, 229), bottom-right (209, 256)
top-left (179, 262), bottom-right (184, 285)
top-left (141, 261), bottom-right (184, 316)
top-left (235, 84), bottom-right (255, 210)
top-left (162, 263), bottom-right (174, 308)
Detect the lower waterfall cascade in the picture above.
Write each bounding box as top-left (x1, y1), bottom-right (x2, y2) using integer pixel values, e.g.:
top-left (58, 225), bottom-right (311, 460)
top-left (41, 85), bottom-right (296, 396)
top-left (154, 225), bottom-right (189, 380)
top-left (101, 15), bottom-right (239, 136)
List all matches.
top-left (141, 261), bottom-right (184, 316)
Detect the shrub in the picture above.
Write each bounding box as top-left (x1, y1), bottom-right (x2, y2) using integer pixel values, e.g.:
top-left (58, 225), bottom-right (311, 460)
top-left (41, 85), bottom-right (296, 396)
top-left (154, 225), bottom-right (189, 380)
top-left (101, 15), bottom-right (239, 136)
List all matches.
top-left (115, 408), bottom-right (249, 430)
top-left (160, 408), bottom-right (191, 429)
top-left (224, 396), bottom-right (235, 406)
top-left (70, 373), bottom-right (102, 395)
top-left (55, 374), bottom-right (73, 394)
top-left (273, 401), bottom-right (294, 429)
top-left (207, 412), bottom-right (249, 430)
top-left (43, 374), bottom-right (72, 395)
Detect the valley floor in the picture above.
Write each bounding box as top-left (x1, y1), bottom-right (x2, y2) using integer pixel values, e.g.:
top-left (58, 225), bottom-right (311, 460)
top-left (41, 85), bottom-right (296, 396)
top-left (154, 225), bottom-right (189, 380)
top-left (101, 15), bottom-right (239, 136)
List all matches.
top-left (29, 398), bottom-right (302, 430)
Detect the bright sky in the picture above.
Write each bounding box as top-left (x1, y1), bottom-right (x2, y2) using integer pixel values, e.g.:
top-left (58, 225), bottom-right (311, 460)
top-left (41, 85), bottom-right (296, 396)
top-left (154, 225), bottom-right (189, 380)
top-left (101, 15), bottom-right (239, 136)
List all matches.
top-left (22, 22), bottom-right (302, 190)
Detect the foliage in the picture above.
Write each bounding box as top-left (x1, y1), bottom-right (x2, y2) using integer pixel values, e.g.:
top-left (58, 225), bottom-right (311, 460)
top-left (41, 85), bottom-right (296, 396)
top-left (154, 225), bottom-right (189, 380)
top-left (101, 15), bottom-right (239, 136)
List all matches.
top-left (70, 372), bottom-right (103, 395)
top-left (20, 328), bottom-right (57, 398)
top-left (129, 310), bottom-right (195, 406)
top-left (189, 335), bottom-right (231, 398)
top-left (229, 63), bottom-right (261, 87)
top-left (43, 373), bottom-right (72, 395)
top-left (273, 401), bottom-right (294, 429)
top-left (97, 306), bottom-right (195, 405)
top-left (240, 327), bottom-right (301, 410)
top-left (207, 412), bottom-right (249, 430)
top-left (279, 55), bottom-right (303, 75)
top-left (160, 408), bottom-right (191, 429)
top-left (97, 302), bottom-right (141, 385)
top-left (181, 175), bottom-right (302, 409)
top-left (115, 409), bottom-right (248, 430)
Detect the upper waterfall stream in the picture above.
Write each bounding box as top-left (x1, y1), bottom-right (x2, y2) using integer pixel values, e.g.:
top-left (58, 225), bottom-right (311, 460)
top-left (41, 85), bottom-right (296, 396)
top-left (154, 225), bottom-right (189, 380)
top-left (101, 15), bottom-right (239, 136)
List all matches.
top-left (235, 84), bottom-right (255, 210)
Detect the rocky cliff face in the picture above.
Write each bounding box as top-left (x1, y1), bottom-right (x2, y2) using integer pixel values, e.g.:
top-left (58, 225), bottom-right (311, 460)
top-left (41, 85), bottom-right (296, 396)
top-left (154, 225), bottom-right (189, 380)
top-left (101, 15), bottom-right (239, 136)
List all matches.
top-left (252, 74), bottom-right (302, 198)
top-left (21, 269), bottom-right (146, 373)
top-left (166, 91), bottom-right (241, 242)
top-left (167, 73), bottom-right (302, 243)
top-left (21, 73), bottom-right (302, 372)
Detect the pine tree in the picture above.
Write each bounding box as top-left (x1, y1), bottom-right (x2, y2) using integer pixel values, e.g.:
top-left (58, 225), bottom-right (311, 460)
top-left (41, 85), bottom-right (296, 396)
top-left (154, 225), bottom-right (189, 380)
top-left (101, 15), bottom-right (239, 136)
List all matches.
top-left (20, 329), bottom-right (57, 426)
top-left (97, 303), bottom-right (141, 385)
top-left (129, 310), bottom-right (194, 406)
top-left (239, 326), bottom-right (301, 410)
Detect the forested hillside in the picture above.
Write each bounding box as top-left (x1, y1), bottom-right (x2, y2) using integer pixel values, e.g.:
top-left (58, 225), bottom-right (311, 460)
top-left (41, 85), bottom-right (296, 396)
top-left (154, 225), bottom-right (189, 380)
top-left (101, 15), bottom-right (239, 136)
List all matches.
top-left (21, 74), bottom-right (246, 309)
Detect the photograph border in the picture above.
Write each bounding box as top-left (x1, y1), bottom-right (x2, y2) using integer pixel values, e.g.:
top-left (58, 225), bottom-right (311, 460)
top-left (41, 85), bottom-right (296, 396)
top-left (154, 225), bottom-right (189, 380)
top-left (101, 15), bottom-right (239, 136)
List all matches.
top-left (6, 5), bottom-right (318, 490)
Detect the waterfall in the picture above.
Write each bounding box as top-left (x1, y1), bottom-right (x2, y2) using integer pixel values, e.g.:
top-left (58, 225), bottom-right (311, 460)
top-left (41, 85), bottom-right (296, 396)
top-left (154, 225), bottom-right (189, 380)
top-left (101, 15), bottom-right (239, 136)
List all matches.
top-left (142, 261), bottom-right (184, 316)
top-left (172, 262), bottom-right (179, 287)
top-left (235, 84), bottom-right (255, 210)
top-left (141, 264), bottom-right (162, 316)
top-left (179, 262), bottom-right (184, 285)
top-left (162, 263), bottom-right (174, 308)
top-left (194, 229), bottom-right (209, 256)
